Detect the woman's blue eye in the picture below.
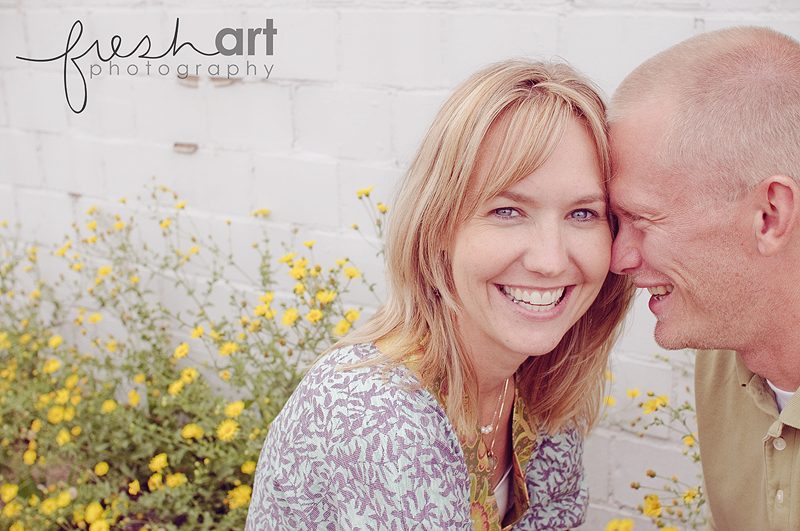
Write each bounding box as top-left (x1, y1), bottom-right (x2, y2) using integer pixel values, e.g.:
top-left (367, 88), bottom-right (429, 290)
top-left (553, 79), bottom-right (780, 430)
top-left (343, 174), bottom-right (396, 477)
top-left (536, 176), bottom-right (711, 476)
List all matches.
top-left (494, 208), bottom-right (518, 217)
top-left (570, 209), bottom-right (596, 221)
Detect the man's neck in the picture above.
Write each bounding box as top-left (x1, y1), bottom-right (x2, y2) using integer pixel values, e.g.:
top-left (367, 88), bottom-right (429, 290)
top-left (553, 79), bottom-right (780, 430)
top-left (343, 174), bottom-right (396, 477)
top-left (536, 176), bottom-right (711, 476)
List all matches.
top-left (740, 347), bottom-right (800, 392)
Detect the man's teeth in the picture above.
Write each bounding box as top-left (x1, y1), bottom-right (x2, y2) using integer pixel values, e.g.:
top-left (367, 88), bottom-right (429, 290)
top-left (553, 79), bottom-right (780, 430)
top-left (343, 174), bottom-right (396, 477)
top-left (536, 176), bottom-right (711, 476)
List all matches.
top-left (646, 285), bottom-right (674, 296)
top-left (502, 286), bottom-right (565, 310)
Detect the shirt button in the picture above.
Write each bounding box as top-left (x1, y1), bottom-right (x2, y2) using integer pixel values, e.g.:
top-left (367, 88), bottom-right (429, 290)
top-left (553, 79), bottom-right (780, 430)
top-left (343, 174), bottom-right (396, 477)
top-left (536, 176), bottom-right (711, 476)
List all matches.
top-left (774, 438), bottom-right (787, 451)
top-left (777, 490), bottom-right (784, 505)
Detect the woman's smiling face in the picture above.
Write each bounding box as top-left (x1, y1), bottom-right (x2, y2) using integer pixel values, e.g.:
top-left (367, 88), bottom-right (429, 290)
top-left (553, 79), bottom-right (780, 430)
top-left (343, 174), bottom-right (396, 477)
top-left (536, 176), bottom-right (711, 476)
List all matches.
top-left (451, 116), bottom-right (611, 370)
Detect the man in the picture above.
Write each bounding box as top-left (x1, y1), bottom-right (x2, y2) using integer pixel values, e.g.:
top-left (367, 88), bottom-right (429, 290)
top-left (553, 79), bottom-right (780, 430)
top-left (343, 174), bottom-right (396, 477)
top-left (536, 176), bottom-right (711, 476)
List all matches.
top-left (608, 26), bottom-right (800, 531)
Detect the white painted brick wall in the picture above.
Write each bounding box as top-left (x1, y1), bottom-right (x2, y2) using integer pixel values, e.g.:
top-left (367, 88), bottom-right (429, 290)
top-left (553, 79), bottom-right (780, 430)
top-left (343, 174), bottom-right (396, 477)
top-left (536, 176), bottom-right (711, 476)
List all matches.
top-left (3, 1), bottom-right (799, 528)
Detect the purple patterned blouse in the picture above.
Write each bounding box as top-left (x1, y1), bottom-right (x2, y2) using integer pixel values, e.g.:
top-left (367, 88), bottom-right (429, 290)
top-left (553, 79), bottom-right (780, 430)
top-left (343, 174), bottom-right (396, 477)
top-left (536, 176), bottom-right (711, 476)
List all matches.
top-left (245, 343), bottom-right (588, 530)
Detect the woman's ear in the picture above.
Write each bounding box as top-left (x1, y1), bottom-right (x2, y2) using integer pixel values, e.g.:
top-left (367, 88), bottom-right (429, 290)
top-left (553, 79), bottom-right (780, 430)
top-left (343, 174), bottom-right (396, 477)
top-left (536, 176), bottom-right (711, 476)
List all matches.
top-left (752, 175), bottom-right (800, 257)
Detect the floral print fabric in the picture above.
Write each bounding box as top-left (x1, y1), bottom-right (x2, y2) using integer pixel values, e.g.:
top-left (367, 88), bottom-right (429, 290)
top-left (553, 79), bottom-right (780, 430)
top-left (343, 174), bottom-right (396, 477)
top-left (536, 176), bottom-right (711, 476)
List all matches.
top-left (245, 343), bottom-right (588, 530)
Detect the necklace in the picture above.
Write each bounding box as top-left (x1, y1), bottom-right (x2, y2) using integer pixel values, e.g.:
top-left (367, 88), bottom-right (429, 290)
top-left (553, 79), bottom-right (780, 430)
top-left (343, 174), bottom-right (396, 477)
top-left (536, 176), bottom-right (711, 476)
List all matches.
top-left (480, 376), bottom-right (510, 473)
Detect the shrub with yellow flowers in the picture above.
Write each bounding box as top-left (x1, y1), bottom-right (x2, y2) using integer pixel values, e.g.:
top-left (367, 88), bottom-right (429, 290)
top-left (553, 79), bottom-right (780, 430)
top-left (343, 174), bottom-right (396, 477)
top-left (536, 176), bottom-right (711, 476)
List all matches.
top-left (0, 183), bottom-right (385, 530)
top-left (604, 353), bottom-right (706, 531)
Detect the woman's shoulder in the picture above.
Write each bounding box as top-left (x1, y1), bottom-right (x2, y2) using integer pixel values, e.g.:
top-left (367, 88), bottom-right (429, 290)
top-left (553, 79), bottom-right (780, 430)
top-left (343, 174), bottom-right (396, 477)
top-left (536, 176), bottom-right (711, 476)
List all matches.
top-left (279, 343), bottom-right (450, 435)
top-left (269, 342), bottom-right (464, 465)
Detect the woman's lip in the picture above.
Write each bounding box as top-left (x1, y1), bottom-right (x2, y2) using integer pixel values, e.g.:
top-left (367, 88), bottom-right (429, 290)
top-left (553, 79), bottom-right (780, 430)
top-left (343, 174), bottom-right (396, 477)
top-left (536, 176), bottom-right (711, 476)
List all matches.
top-left (497, 284), bottom-right (571, 312)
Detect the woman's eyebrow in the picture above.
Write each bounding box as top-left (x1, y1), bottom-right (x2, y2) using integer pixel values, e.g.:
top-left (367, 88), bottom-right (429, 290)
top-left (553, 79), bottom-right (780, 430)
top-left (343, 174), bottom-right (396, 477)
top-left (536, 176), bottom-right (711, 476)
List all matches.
top-left (497, 190), bottom-right (606, 205)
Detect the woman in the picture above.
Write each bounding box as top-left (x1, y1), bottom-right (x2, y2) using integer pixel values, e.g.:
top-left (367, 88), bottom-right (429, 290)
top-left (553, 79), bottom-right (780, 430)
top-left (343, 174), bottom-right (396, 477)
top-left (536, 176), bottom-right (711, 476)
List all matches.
top-left (246, 59), bottom-right (634, 530)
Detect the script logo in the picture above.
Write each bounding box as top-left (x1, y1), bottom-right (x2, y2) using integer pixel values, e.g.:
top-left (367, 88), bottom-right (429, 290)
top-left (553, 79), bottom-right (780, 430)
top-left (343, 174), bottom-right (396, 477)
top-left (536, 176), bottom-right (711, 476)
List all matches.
top-left (16, 18), bottom-right (278, 114)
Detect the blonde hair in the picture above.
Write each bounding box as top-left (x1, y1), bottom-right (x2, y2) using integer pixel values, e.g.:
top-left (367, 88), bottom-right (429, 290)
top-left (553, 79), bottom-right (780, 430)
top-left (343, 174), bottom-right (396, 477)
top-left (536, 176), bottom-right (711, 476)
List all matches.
top-left (609, 26), bottom-right (800, 203)
top-left (339, 59), bottom-right (634, 437)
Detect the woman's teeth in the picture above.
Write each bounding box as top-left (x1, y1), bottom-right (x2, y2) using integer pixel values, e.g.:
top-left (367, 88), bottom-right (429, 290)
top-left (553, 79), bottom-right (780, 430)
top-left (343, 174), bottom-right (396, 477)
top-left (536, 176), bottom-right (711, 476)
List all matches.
top-left (501, 285), bottom-right (565, 311)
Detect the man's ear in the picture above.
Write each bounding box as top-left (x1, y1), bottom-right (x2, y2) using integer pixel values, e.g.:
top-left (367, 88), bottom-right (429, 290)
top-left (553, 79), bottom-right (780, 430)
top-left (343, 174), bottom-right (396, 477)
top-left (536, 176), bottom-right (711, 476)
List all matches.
top-left (752, 175), bottom-right (800, 257)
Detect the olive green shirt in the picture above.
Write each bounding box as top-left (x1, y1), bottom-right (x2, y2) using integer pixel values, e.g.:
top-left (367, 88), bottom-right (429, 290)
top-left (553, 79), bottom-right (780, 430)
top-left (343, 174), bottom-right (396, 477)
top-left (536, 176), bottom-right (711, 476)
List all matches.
top-left (695, 349), bottom-right (800, 531)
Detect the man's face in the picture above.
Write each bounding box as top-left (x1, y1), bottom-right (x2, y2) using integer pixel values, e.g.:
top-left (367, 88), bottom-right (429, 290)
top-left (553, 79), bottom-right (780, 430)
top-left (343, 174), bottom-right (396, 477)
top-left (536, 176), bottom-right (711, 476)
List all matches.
top-left (609, 105), bottom-right (751, 351)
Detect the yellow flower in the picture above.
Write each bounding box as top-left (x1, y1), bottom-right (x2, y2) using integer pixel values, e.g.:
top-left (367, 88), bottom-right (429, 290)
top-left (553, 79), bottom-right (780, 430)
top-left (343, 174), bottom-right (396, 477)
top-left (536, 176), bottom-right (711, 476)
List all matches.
top-left (160, 218), bottom-right (171, 229)
top-left (683, 434), bottom-right (696, 447)
top-left (56, 428), bottom-right (71, 446)
top-left (85, 205), bottom-right (97, 215)
top-left (376, 202), bottom-right (390, 213)
top-left (148, 472), bottom-right (163, 491)
top-left (31, 419), bottom-right (41, 432)
top-left (219, 369), bottom-right (231, 382)
top-left (85, 501), bottom-right (105, 523)
top-left (218, 342), bottom-right (238, 356)
top-left (129, 276), bottom-right (139, 284)
top-left (278, 252), bottom-right (296, 263)
top-left (174, 200), bottom-right (188, 209)
top-left (72, 262), bottom-right (84, 271)
top-left (128, 389), bottom-right (141, 407)
top-left (56, 490), bottom-right (70, 508)
top-left (241, 461), bottom-right (256, 474)
top-left (315, 290), bottom-right (336, 304)
top-left (603, 396), bottom-right (616, 406)
top-left (97, 265), bottom-right (112, 276)
top-left (254, 304), bottom-right (270, 316)
top-left (281, 308), bottom-right (299, 326)
top-left (134, 373), bottom-right (145, 384)
top-left (48, 335), bottom-right (64, 348)
top-left (129, 479), bottom-right (140, 495)
top-left (181, 423), bottom-right (204, 440)
top-left (226, 484), bottom-right (252, 509)
top-left (29, 289), bottom-right (40, 299)
top-left (180, 367), bottom-right (198, 384)
top-left (48, 405), bottom-right (65, 424)
top-left (642, 395), bottom-right (669, 414)
top-left (343, 267), bottom-right (361, 279)
top-left (288, 265), bottom-right (307, 279)
top-left (71, 426), bottom-right (81, 436)
top-left (294, 282), bottom-right (305, 295)
top-left (55, 388), bottom-right (70, 405)
top-left (356, 185), bottom-right (374, 198)
top-left (149, 453), bottom-right (168, 472)
top-left (88, 313), bottom-right (102, 323)
top-left (627, 388), bottom-right (641, 398)
top-left (23, 449), bottom-right (36, 465)
top-left (333, 320), bottom-right (351, 336)
top-left (605, 519), bottom-right (635, 531)
top-left (86, 220), bottom-right (98, 231)
top-left (101, 399), bottom-right (116, 413)
top-left (3, 500), bottom-right (22, 517)
top-left (345, 309), bottom-right (360, 322)
top-left (190, 326), bottom-right (203, 338)
top-left (106, 340), bottom-right (118, 352)
top-left (18, 333), bottom-right (31, 345)
top-left (217, 419), bottom-right (239, 441)
top-left (173, 342), bottom-right (189, 359)
top-left (642, 493), bottom-right (662, 517)
top-left (168, 380), bottom-right (184, 395)
top-left (605, 369), bottom-right (616, 381)
top-left (43, 357), bottom-right (61, 373)
top-left (225, 401), bottom-right (245, 418)
top-left (113, 221), bottom-right (125, 231)
top-left (250, 208), bottom-right (270, 217)
top-left (166, 473), bottom-right (187, 488)
top-left (303, 240), bottom-right (316, 248)
top-left (306, 309), bottom-right (323, 323)
top-left (1, 484), bottom-right (18, 503)
top-left (94, 461), bottom-right (109, 476)
top-left (682, 487), bottom-right (700, 503)
top-left (86, 235), bottom-right (97, 244)
top-left (260, 292), bottom-right (275, 304)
